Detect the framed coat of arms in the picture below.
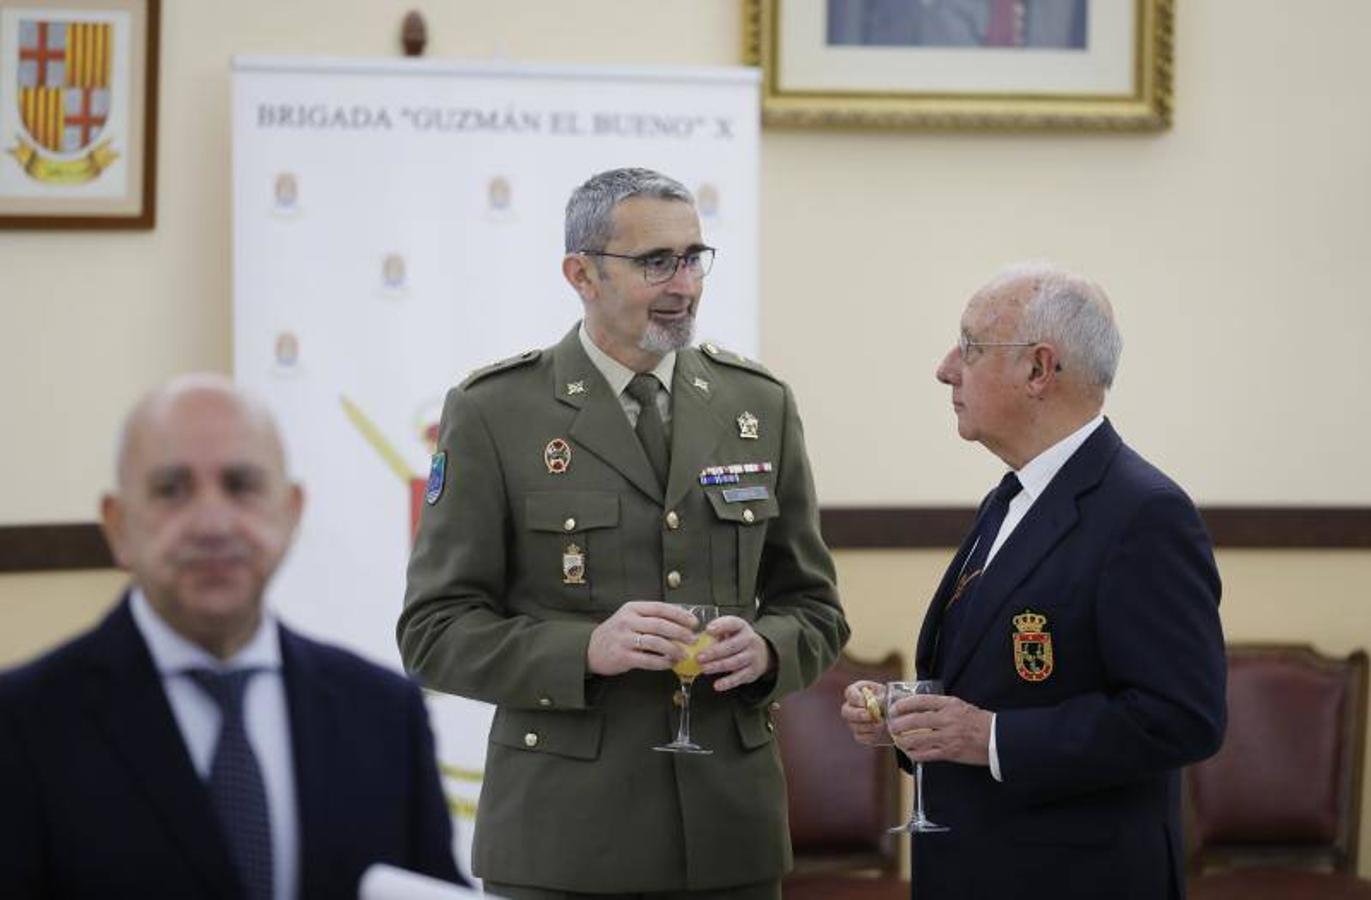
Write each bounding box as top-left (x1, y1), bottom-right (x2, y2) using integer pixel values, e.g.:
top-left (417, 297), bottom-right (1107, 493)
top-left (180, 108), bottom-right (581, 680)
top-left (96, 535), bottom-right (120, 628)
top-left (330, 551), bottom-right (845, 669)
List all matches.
top-left (0, 0), bottom-right (159, 228)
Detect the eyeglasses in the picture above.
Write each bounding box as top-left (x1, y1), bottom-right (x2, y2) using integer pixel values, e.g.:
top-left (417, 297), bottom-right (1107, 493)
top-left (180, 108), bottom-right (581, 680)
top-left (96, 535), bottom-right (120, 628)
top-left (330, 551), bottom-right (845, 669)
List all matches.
top-left (578, 247), bottom-right (716, 285)
top-left (958, 334), bottom-right (1038, 362)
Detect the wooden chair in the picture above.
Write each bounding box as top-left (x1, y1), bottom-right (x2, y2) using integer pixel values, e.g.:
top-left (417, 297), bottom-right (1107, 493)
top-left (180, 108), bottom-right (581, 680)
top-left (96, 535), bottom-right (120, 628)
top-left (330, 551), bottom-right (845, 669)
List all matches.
top-left (1185, 643), bottom-right (1371, 899)
top-left (775, 650), bottom-right (909, 900)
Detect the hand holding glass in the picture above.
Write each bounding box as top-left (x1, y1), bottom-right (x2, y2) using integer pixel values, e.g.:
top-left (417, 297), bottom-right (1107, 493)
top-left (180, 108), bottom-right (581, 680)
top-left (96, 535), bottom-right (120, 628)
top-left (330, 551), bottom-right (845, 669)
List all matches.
top-left (887, 679), bottom-right (950, 833)
top-left (653, 604), bottom-right (719, 755)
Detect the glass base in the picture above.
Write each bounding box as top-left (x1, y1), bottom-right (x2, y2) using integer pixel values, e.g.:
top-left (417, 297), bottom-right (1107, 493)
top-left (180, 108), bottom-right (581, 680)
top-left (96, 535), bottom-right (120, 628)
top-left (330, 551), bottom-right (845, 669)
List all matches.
top-left (653, 741), bottom-right (713, 755)
top-left (890, 816), bottom-right (950, 834)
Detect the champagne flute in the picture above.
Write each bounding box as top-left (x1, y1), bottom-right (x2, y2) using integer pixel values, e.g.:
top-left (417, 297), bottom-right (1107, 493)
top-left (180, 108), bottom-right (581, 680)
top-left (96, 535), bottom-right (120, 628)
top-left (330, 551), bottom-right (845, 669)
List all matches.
top-left (653, 604), bottom-right (719, 755)
top-left (887, 679), bottom-right (951, 833)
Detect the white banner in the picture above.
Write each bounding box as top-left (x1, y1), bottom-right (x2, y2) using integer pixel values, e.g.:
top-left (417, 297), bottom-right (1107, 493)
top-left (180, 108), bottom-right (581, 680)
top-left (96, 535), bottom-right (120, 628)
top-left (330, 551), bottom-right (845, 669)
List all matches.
top-left (231, 55), bottom-right (759, 878)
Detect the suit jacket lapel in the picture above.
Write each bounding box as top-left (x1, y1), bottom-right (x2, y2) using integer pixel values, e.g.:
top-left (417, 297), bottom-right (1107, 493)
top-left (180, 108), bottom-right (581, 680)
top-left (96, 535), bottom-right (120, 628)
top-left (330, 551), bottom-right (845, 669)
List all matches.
top-left (664, 349), bottom-right (726, 511)
top-left (280, 626), bottom-right (334, 897)
top-left (553, 327), bottom-right (663, 502)
top-left (940, 421), bottom-right (1124, 687)
top-left (86, 597), bottom-right (238, 898)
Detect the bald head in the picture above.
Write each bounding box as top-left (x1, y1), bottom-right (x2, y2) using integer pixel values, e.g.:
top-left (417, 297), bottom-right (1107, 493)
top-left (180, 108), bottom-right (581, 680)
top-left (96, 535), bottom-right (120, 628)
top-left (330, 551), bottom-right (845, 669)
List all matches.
top-left (102, 373), bottom-right (302, 659)
top-left (115, 374), bottom-right (289, 490)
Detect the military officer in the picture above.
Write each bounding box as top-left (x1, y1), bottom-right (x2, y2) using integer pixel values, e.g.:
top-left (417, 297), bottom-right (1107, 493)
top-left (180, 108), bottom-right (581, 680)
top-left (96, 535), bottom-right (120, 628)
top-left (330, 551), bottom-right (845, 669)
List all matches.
top-left (399, 167), bottom-right (848, 899)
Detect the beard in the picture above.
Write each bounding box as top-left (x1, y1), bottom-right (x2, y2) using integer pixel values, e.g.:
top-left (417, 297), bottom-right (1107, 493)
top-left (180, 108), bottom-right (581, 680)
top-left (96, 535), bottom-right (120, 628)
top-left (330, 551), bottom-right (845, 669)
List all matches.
top-left (638, 312), bottom-right (695, 354)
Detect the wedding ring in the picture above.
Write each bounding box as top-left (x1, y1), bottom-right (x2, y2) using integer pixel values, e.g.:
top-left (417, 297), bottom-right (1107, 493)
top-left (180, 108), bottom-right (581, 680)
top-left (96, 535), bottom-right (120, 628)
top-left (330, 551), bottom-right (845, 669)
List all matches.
top-left (634, 633), bottom-right (643, 650)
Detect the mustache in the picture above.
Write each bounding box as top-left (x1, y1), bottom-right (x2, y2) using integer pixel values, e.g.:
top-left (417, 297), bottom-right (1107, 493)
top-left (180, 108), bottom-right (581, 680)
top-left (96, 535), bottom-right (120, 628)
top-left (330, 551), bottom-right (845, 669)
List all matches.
top-left (171, 541), bottom-right (253, 566)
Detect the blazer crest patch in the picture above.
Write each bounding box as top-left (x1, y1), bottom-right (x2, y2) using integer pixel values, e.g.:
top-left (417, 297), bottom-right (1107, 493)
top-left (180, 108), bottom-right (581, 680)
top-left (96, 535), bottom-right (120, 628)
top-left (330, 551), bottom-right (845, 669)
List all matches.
top-left (1012, 609), bottom-right (1053, 682)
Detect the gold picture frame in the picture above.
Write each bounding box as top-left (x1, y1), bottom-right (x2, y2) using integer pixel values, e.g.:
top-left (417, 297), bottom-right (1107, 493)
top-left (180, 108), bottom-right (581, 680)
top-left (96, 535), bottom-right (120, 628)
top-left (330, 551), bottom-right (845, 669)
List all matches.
top-left (0, 0), bottom-right (159, 228)
top-left (744, 0), bottom-right (1172, 131)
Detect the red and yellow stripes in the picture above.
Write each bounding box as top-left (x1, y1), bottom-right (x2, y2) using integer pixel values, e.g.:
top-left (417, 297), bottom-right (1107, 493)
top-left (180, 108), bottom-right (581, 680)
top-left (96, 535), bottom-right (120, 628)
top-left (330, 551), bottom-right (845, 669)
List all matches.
top-left (19, 86), bottom-right (65, 152)
top-left (64, 23), bottom-right (110, 89)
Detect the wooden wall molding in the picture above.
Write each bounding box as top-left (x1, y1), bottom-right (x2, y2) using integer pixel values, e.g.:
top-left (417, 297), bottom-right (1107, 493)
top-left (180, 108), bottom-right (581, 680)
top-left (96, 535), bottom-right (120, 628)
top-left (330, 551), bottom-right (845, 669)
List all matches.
top-left (3, 508), bottom-right (1370, 573)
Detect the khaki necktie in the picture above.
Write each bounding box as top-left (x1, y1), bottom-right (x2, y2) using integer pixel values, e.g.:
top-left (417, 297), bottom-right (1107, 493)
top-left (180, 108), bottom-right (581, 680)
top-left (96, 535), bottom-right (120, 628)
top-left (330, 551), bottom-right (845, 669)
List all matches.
top-left (626, 373), bottom-right (670, 489)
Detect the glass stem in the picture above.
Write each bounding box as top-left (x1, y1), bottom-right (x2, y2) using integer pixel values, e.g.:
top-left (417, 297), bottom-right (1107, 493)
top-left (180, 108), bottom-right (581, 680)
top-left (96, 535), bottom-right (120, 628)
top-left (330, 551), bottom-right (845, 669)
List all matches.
top-left (676, 678), bottom-right (694, 744)
top-left (915, 762), bottom-right (927, 822)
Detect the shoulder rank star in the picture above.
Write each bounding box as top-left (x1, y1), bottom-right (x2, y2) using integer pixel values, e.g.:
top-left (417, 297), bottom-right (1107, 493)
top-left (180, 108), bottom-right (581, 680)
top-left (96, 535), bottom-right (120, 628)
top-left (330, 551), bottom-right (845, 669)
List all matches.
top-left (566, 381), bottom-right (586, 395)
top-left (737, 410), bottom-right (759, 440)
top-left (692, 376), bottom-right (709, 393)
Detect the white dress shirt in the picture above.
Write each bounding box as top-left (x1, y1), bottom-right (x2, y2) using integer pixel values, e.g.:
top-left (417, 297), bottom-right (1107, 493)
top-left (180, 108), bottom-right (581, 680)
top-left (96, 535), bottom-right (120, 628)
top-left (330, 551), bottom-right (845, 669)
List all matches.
top-left (130, 589), bottom-right (299, 900)
top-left (986, 414), bottom-right (1104, 780)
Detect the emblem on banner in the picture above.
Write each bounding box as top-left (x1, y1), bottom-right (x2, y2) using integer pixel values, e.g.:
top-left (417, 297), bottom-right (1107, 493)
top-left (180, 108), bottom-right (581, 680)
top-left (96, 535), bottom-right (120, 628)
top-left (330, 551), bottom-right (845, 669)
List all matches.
top-left (273, 331), bottom-right (300, 373)
top-left (562, 543), bottom-right (586, 585)
top-left (1011, 610), bottom-right (1054, 682)
top-left (272, 171), bottom-right (301, 216)
top-left (381, 253), bottom-right (407, 291)
top-left (737, 411), bottom-right (759, 440)
top-left (696, 182), bottom-right (720, 218)
top-left (488, 175), bottom-right (512, 211)
top-left (8, 19), bottom-right (119, 185)
top-left (544, 438), bottom-right (572, 474)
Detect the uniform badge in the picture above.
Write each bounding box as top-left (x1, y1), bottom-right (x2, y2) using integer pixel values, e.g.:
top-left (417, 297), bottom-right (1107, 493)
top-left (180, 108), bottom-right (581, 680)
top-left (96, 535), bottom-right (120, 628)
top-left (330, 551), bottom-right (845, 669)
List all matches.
top-left (562, 543), bottom-right (586, 585)
top-left (737, 411), bottom-right (759, 440)
top-left (566, 381), bottom-right (586, 395)
top-left (544, 438), bottom-right (572, 474)
top-left (425, 451), bottom-right (447, 505)
top-left (692, 376), bottom-right (709, 393)
top-left (1012, 610), bottom-right (1054, 682)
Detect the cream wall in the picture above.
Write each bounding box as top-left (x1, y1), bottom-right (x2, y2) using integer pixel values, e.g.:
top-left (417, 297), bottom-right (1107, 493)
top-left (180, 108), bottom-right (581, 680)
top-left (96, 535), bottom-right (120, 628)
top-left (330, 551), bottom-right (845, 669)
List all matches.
top-left (3, 0), bottom-right (1370, 877)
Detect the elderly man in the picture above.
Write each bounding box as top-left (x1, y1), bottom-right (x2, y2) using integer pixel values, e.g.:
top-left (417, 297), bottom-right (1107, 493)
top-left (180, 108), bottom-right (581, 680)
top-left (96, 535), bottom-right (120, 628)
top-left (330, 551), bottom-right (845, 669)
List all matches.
top-left (0, 375), bottom-right (464, 899)
top-left (400, 167), bottom-right (848, 899)
top-left (843, 264), bottom-right (1226, 900)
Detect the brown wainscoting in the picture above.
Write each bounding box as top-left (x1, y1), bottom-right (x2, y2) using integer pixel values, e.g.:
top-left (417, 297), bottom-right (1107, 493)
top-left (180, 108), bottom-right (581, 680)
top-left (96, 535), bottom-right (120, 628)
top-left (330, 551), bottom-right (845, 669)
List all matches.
top-left (2, 509), bottom-right (1370, 573)
top-left (0, 524), bottom-right (115, 573)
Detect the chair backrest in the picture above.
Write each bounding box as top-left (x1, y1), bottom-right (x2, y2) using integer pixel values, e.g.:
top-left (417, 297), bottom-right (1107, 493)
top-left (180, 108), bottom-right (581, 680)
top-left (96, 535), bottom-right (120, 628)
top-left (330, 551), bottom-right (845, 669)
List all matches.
top-left (775, 650), bottom-right (904, 877)
top-left (1186, 643), bottom-right (1369, 874)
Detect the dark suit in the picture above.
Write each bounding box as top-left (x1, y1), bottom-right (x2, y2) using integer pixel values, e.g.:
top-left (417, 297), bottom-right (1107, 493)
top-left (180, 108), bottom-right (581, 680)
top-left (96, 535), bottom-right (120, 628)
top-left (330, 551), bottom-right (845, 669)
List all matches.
top-left (910, 420), bottom-right (1226, 900)
top-left (400, 326), bottom-right (848, 893)
top-left (0, 597), bottom-right (463, 899)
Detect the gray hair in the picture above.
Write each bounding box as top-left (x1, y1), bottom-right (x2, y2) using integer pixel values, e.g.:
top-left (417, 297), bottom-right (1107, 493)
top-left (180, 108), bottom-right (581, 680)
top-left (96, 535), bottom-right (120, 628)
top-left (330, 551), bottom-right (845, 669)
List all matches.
top-left (995, 261), bottom-right (1123, 389)
top-left (564, 167), bottom-right (693, 253)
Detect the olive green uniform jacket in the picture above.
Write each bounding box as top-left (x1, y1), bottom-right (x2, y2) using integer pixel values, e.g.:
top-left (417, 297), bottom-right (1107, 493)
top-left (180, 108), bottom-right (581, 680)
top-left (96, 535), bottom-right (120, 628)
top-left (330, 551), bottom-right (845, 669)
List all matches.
top-left (399, 325), bottom-right (848, 893)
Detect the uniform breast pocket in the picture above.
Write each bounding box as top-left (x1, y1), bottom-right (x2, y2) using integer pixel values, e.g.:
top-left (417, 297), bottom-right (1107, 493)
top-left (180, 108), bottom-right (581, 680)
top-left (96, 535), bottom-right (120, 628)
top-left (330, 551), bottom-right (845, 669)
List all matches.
top-left (525, 491), bottom-right (624, 611)
top-left (705, 489), bottom-right (780, 607)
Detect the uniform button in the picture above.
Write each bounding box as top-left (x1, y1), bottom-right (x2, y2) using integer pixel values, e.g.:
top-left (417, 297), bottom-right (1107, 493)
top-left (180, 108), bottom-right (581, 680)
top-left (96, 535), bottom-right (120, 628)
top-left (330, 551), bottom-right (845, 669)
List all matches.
top-left (563, 517), bottom-right (576, 532)
top-left (524, 732), bottom-right (539, 748)
top-left (666, 570), bottom-right (682, 589)
top-left (769, 701), bottom-right (781, 712)
top-left (766, 720), bottom-right (774, 732)
top-left (538, 696), bottom-right (552, 708)
top-left (665, 510), bottom-right (680, 530)
top-left (742, 508), bottom-right (755, 524)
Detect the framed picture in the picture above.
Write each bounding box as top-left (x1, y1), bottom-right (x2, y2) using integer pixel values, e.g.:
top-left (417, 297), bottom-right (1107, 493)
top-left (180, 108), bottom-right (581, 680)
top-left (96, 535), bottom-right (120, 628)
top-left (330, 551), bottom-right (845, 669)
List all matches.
top-left (0, 0), bottom-right (159, 228)
top-left (744, 0), bottom-right (1172, 130)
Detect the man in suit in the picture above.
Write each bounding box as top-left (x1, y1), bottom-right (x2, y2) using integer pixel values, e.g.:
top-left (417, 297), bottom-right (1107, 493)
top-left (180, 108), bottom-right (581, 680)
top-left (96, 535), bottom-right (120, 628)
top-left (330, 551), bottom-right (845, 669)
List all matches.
top-left (399, 167), bottom-right (849, 899)
top-left (842, 264), bottom-right (1226, 899)
top-left (0, 375), bottom-right (464, 899)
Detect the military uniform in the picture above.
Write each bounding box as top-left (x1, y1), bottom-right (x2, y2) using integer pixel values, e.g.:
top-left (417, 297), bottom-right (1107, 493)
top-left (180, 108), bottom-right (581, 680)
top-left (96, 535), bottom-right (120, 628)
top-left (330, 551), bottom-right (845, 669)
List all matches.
top-left (399, 325), bottom-right (848, 894)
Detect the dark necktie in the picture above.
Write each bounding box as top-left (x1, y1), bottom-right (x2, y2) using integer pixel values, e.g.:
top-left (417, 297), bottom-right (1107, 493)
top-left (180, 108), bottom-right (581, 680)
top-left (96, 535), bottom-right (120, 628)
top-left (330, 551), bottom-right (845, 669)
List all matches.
top-left (936, 472), bottom-right (1023, 672)
top-left (626, 373), bottom-right (670, 489)
top-left (187, 668), bottom-right (274, 900)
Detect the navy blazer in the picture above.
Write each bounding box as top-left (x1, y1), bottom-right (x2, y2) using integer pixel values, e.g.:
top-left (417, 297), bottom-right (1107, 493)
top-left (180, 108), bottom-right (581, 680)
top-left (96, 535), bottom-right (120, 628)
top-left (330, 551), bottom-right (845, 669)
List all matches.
top-left (0, 597), bottom-right (464, 899)
top-left (909, 421), bottom-right (1226, 900)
